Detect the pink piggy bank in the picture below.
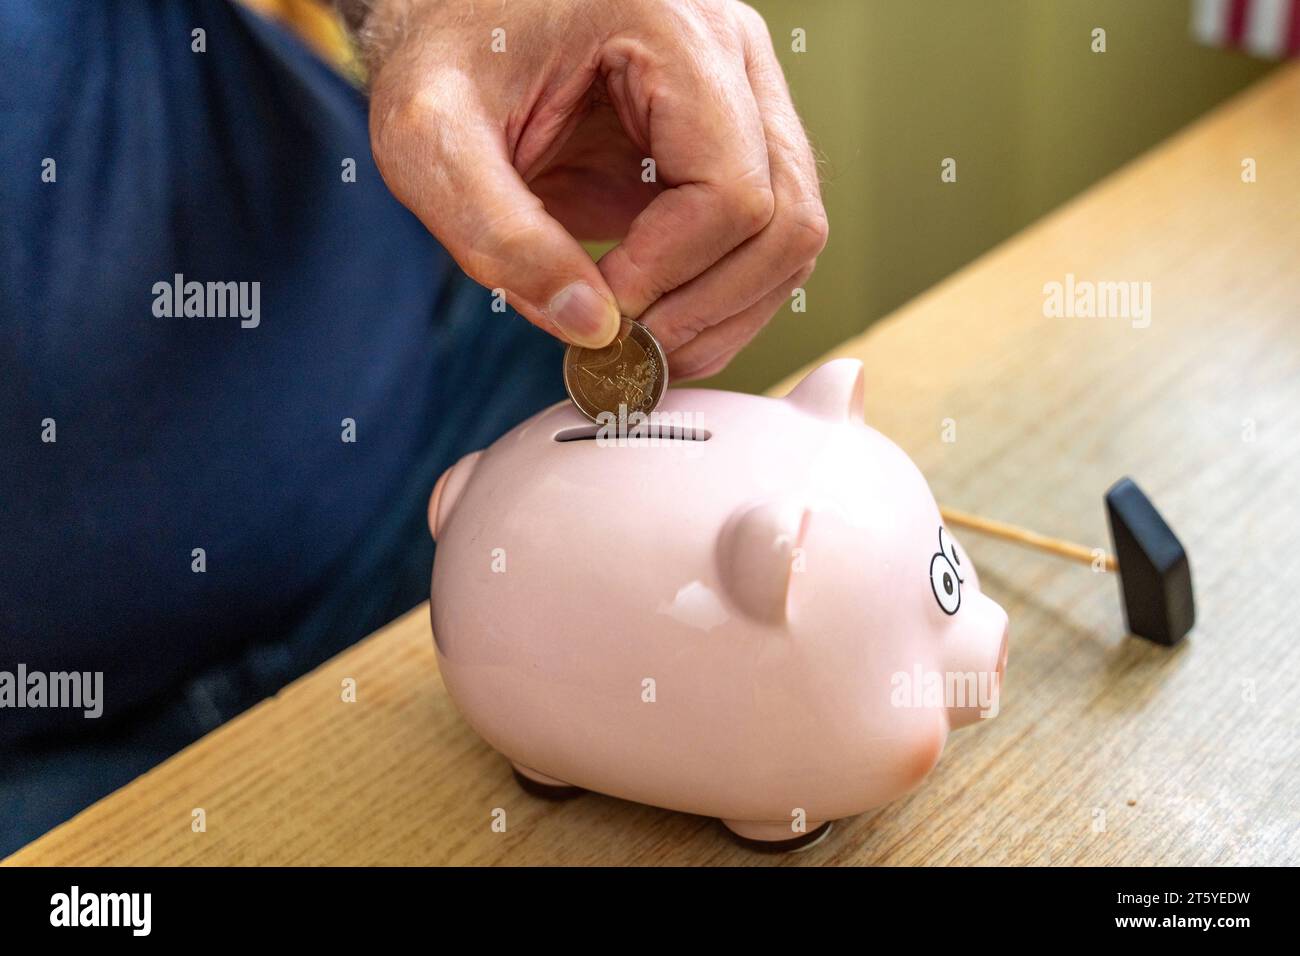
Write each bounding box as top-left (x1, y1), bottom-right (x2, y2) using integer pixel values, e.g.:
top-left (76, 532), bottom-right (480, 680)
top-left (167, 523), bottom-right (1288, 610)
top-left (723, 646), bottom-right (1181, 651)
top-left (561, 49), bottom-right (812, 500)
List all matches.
top-left (428, 358), bottom-right (1008, 850)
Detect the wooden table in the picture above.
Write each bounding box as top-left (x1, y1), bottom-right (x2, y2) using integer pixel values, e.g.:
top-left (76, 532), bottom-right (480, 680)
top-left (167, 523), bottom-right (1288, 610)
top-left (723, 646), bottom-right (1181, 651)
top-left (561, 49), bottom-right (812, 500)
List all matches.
top-left (9, 65), bottom-right (1300, 867)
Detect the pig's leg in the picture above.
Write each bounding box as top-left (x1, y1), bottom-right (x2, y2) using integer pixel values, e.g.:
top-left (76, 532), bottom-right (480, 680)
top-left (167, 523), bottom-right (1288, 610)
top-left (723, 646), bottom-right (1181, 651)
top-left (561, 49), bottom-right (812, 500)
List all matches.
top-left (721, 819), bottom-right (833, 853)
top-left (510, 762), bottom-right (585, 801)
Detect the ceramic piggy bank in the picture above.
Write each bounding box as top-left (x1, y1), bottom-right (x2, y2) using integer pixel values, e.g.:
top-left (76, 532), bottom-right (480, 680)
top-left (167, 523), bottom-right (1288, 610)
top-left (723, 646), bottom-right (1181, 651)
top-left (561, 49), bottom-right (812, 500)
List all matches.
top-left (428, 358), bottom-right (1008, 850)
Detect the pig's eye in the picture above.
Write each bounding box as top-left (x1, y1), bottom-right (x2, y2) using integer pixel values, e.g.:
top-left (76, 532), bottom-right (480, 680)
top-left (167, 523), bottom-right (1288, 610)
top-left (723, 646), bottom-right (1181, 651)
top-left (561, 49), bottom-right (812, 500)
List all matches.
top-left (929, 552), bottom-right (961, 615)
top-left (939, 527), bottom-right (965, 583)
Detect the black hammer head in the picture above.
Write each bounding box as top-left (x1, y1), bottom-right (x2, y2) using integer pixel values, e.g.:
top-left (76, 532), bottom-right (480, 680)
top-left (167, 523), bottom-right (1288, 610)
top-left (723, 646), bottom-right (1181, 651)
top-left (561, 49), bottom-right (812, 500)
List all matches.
top-left (1105, 477), bottom-right (1195, 645)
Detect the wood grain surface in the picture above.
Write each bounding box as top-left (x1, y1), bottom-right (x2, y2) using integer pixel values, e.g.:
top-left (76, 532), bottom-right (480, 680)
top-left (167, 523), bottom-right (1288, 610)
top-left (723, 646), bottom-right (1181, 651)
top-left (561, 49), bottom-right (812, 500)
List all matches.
top-left (8, 64), bottom-right (1300, 867)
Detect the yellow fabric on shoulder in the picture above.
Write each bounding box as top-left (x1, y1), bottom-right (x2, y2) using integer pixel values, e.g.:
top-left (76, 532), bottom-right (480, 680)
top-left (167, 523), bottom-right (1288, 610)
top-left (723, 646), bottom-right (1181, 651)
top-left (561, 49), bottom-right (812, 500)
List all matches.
top-left (236, 0), bottom-right (362, 82)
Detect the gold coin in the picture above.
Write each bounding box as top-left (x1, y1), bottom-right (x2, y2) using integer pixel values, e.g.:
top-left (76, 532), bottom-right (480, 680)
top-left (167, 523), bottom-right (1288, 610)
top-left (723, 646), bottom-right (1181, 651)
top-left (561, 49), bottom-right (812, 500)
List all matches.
top-left (563, 317), bottom-right (668, 423)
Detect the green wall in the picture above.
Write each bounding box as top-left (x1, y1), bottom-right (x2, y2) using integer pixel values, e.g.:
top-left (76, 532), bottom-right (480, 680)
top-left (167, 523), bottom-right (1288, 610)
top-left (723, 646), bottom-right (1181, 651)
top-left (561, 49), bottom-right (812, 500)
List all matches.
top-left (698, 0), bottom-right (1275, 392)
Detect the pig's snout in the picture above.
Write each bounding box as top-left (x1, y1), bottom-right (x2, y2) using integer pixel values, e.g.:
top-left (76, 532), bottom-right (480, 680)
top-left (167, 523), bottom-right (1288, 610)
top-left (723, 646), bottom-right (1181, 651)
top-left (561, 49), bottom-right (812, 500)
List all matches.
top-left (944, 592), bottom-right (1009, 730)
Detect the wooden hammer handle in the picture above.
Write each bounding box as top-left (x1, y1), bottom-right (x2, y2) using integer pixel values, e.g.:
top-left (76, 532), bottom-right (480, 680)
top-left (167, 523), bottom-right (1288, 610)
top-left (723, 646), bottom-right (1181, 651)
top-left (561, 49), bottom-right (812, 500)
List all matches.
top-left (940, 505), bottom-right (1118, 573)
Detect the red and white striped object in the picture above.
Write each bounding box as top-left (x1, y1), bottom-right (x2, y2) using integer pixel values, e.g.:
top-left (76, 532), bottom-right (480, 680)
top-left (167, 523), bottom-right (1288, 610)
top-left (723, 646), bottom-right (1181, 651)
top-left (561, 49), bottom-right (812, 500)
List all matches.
top-left (1192, 0), bottom-right (1300, 56)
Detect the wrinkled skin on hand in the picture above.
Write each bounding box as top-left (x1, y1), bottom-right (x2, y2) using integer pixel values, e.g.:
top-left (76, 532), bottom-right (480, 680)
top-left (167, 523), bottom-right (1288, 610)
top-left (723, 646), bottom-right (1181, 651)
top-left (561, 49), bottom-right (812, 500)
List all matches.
top-left (366, 0), bottom-right (827, 379)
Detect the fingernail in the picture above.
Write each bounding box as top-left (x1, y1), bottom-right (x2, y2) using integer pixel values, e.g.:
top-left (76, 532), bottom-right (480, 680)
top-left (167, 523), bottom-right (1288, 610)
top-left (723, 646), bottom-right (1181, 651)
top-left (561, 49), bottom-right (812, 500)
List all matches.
top-left (548, 282), bottom-right (619, 348)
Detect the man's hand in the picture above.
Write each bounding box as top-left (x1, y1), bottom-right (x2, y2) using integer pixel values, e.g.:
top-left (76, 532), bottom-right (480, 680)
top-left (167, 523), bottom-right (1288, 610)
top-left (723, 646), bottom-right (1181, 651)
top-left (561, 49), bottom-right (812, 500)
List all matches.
top-left (365, 0), bottom-right (827, 379)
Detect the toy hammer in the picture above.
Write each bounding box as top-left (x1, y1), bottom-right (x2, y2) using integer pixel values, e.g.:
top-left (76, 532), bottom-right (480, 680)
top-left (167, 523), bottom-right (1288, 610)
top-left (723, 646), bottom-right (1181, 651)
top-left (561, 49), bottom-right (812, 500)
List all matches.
top-left (941, 477), bottom-right (1195, 645)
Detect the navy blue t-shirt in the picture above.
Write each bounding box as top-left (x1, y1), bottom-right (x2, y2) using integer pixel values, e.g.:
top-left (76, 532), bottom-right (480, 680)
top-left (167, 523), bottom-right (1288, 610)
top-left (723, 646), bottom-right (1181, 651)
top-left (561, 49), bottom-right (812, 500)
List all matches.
top-left (0, 0), bottom-right (563, 763)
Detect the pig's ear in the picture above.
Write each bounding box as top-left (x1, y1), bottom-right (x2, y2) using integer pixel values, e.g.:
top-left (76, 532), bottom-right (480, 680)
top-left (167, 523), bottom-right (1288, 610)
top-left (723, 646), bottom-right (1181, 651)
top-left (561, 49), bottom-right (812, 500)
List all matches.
top-left (428, 450), bottom-right (482, 541)
top-left (783, 358), bottom-right (866, 423)
top-left (716, 500), bottom-right (810, 623)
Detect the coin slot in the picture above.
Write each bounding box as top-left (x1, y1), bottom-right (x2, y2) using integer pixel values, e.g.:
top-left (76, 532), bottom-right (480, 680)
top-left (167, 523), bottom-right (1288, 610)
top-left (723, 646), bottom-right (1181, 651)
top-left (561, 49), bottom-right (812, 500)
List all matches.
top-left (552, 425), bottom-right (712, 442)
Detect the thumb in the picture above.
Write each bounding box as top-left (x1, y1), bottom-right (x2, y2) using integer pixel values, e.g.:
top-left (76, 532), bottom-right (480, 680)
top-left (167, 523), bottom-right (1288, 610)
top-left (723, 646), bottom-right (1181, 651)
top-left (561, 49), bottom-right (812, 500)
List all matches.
top-left (374, 109), bottom-right (620, 348)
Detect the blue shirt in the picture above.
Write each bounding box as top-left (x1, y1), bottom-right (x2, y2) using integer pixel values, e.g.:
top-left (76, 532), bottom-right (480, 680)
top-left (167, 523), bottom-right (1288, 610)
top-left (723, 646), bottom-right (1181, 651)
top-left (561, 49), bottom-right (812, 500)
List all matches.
top-left (0, 0), bottom-right (562, 765)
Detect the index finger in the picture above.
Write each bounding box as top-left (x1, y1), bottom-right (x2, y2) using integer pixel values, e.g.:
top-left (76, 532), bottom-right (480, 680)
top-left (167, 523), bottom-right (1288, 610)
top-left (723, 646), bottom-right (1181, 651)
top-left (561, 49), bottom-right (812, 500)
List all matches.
top-left (596, 23), bottom-right (775, 320)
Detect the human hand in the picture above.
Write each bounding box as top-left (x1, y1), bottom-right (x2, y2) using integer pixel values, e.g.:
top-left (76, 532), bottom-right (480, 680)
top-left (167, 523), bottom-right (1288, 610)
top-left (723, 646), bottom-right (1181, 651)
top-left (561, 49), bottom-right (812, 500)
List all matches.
top-left (365, 0), bottom-right (827, 379)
